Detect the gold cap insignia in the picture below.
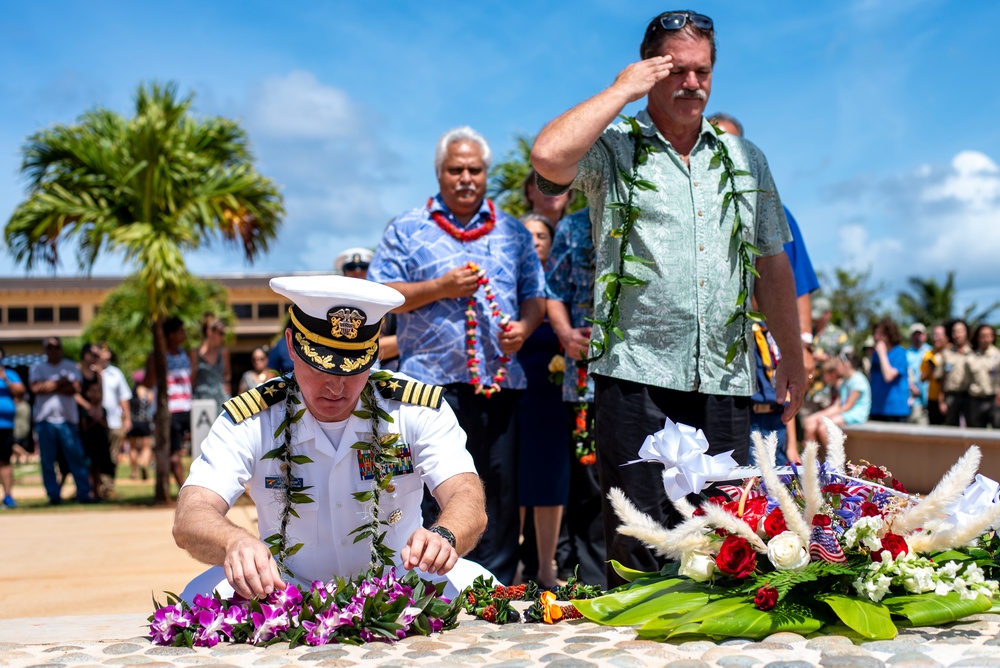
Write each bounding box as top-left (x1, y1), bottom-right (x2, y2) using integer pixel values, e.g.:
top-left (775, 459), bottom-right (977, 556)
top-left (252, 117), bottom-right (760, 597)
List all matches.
top-left (328, 307), bottom-right (366, 339)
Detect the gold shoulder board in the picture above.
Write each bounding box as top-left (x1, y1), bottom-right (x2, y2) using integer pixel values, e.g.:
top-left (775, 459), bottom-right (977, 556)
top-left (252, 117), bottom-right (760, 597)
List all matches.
top-left (375, 375), bottom-right (444, 409)
top-left (222, 376), bottom-right (290, 424)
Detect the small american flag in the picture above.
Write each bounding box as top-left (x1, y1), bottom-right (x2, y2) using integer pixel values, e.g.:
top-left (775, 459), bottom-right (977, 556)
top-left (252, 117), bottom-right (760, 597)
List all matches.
top-left (809, 525), bottom-right (847, 563)
top-left (717, 485), bottom-right (764, 500)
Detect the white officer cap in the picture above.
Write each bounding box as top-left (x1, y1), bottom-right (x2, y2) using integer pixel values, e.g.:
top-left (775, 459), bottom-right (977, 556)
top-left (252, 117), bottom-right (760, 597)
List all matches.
top-left (270, 275), bottom-right (404, 375)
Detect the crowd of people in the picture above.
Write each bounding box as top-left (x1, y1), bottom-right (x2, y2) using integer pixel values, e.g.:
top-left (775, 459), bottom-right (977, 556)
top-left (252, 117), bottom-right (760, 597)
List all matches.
top-left (3, 9), bottom-right (999, 599)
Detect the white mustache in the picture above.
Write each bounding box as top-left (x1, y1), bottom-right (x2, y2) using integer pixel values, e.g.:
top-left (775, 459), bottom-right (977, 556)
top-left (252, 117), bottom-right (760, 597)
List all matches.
top-left (673, 89), bottom-right (707, 100)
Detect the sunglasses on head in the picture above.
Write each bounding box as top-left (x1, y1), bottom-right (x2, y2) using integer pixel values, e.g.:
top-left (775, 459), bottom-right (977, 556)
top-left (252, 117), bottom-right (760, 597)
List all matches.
top-left (654, 11), bottom-right (713, 33)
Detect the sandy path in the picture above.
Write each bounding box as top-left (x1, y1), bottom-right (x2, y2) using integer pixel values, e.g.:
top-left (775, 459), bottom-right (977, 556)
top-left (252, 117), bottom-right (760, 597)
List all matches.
top-left (0, 505), bottom-right (258, 619)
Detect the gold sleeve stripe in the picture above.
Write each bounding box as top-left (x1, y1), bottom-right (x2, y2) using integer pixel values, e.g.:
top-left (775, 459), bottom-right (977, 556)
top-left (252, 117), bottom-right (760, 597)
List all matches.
top-left (401, 381), bottom-right (416, 404)
top-left (418, 383), bottom-right (433, 407)
top-left (429, 385), bottom-right (443, 409)
top-left (233, 395), bottom-right (257, 419)
top-left (248, 388), bottom-right (266, 411)
top-left (223, 398), bottom-right (250, 422)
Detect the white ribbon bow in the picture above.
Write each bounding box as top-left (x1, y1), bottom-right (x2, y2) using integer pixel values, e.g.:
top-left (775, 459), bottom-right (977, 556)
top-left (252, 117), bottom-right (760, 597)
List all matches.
top-left (625, 416), bottom-right (738, 501)
top-left (944, 474), bottom-right (1000, 526)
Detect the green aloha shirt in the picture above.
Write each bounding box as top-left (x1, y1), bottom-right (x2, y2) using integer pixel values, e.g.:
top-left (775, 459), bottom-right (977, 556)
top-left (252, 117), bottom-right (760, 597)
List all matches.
top-left (538, 110), bottom-right (791, 396)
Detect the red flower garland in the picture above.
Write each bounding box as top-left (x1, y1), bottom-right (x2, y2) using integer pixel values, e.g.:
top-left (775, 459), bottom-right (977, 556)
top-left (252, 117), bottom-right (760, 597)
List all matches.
top-left (465, 262), bottom-right (511, 398)
top-left (428, 198), bottom-right (496, 242)
top-left (573, 364), bottom-right (595, 466)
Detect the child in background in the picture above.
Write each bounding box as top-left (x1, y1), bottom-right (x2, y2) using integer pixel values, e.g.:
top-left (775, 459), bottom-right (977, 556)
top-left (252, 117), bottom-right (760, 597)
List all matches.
top-left (804, 353), bottom-right (871, 446)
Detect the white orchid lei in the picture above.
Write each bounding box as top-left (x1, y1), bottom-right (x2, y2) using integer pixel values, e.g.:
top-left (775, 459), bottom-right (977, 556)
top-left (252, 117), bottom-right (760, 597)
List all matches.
top-left (575, 418), bottom-right (1000, 641)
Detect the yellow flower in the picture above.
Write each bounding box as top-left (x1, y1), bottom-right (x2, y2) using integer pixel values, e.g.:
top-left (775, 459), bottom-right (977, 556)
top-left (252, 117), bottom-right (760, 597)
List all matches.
top-left (548, 354), bottom-right (566, 374)
top-left (540, 591), bottom-right (563, 624)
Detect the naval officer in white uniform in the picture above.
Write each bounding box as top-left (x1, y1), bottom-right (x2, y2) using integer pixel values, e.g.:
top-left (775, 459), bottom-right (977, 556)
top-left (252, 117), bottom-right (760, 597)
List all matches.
top-left (173, 275), bottom-right (488, 600)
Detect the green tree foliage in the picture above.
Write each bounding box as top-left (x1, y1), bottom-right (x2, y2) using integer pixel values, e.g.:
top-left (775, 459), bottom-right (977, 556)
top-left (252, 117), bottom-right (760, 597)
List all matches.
top-left (4, 82), bottom-right (284, 503)
top-left (488, 133), bottom-right (587, 219)
top-left (818, 267), bottom-right (884, 347)
top-left (897, 272), bottom-right (999, 330)
top-left (83, 275), bottom-right (234, 378)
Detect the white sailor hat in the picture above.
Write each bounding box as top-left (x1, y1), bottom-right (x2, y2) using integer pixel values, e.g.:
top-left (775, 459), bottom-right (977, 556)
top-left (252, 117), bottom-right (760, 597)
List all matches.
top-left (270, 275), bottom-right (404, 376)
top-left (334, 247), bottom-right (375, 275)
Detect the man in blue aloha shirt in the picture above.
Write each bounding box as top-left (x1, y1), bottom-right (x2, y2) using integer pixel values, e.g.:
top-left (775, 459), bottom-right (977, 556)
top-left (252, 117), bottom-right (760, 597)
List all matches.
top-left (531, 11), bottom-right (806, 586)
top-left (368, 126), bottom-right (546, 584)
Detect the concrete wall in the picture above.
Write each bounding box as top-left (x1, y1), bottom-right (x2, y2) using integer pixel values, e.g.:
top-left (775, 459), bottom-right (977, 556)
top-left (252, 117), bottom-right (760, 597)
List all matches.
top-left (841, 423), bottom-right (1000, 494)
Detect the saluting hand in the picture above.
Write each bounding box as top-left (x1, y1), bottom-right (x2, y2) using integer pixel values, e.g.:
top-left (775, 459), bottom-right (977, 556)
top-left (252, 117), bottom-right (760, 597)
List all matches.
top-left (612, 56), bottom-right (674, 103)
top-left (402, 527), bottom-right (458, 576)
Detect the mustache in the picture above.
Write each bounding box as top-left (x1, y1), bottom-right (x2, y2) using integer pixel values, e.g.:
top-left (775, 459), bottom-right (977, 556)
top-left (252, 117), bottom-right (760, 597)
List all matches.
top-left (673, 88), bottom-right (707, 100)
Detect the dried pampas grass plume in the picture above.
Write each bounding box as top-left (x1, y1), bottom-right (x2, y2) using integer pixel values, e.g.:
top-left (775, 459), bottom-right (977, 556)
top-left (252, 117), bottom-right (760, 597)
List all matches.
top-left (753, 430), bottom-right (811, 543)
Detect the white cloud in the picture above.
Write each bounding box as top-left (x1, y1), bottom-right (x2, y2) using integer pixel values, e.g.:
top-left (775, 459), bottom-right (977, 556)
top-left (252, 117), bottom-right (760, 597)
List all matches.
top-left (248, 71), bottom-right (364, 141)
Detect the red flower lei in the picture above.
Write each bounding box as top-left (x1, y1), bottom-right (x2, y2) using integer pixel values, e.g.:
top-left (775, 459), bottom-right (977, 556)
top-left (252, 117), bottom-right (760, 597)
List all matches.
top-left (428, 198), bottom-right (496, 242)
top-left (465, 262), bottom-right (512, 398)
top-left (573, 363), bottom-right (595, 466)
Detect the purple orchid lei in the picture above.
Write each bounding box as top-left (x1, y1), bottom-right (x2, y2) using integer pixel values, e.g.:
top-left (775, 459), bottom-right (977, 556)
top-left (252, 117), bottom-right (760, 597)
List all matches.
top-left (149, 566), bottom-right (459, 648)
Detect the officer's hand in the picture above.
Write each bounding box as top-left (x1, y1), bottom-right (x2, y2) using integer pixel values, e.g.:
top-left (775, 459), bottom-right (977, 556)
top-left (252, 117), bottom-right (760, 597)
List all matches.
top-left (436, 266), bottom-right (479, 300)
top-left (223, 536), bottom-right (286, 599)
top-left (402, 528), bottom-right (458, 576)
top-left (611, 56), bottom-right (674, 103)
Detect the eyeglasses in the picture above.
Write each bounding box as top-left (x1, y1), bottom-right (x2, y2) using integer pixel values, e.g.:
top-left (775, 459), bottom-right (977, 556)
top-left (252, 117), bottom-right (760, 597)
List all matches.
top-left (654, 11), bottom-right (713, 33)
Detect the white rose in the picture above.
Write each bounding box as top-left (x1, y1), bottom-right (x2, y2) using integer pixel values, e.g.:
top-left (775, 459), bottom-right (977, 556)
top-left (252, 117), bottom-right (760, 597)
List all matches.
top-left (679, 552), bottom-right (716, 582)
top-left (766, 531), bottom-right (810, 571)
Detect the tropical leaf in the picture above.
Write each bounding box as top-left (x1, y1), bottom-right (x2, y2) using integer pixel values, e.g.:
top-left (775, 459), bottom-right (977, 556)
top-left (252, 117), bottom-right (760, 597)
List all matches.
top-left (821, 594), bottom-right (897, 639)
top-left (883, 592), bottom-right (991, 627)
top-left (610, 560), bottom-right (660, 583)
top-left (638, 597), bottom-right (823, 640)
top-left (573, 577), bottom-right (708, 627)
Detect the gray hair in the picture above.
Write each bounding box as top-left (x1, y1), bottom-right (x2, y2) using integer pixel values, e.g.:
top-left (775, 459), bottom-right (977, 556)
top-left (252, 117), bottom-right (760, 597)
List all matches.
top-left (521, 212), bottom-right (555, 237)
top-left (434, 126), bottom-right (492, 177)
top-left (707, 112), bottom-right (744, 136)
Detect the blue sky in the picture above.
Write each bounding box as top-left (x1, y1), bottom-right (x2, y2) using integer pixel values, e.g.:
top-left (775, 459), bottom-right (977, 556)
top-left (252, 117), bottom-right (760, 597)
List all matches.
top-left (2, 1), bottom-right (1000, 314)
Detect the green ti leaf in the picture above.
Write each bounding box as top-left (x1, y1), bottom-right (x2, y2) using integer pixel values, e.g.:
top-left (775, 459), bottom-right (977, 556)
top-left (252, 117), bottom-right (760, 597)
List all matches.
top-left (624, 254), bottom-right (655, 265)
top-left (821, 594), bottom-right (897, 640)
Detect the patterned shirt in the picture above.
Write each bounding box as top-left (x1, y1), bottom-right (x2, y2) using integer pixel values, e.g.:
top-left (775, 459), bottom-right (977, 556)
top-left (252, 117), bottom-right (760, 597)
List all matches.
top-left (546, 208), bottom-right (596, 403)
top-left (368, 195), bottom-right (546, 389)
top-left (538, 111), bottom-right (791, 395)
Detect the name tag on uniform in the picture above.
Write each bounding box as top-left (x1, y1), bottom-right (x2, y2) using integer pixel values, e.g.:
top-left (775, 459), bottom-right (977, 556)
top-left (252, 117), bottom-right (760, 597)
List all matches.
top-left (265, 476), bottom-right (304, 489)
top-left (357, 443), bottom-right (414, 481)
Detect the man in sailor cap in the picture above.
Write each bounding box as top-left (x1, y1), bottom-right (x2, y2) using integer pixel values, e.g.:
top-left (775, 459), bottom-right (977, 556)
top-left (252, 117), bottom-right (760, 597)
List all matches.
top-left (173, 275), bottom-right (488, 600)
top-left (334, 247), bottom-right (374, 279)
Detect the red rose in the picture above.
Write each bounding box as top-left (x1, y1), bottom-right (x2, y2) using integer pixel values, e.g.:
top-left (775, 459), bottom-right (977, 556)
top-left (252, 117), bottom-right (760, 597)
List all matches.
top-left (763, 508), bottom-right (787, 538)
top-left (715, 535), bottom-right (757, 579)
top-left (811, 514), bottom-right (831, 527)
top-left (862, 465), bottom-right (883, 480)
top-left (891, 478), bottom-right (908, 494)
top-left (822, 483), bottom-right (849, 496)
top-left (872, 532), bottom-right (908, 562)
top-left (754, 586), bottom-right (779, 611)
top-left (860, 501), bottom-right (883, 517)
top-left (694, 496), bottom-right (728, 517)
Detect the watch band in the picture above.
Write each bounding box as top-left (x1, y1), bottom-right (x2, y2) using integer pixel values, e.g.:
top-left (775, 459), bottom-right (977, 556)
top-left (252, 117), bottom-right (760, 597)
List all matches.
top-left (429, 525), bottom-right (456, 548)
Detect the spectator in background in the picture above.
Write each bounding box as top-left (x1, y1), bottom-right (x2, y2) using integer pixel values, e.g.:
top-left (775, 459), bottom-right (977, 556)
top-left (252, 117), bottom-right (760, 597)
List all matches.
top-left (749, 314), bottom-right (800, 466)
top-left (966, 324), bottom-right (1000, 428)
top-left (517, 212), bottom-right (570, 590)
top-left (803, 353), bottom-right (871, 445)
top-left (190, 314), bottom-right (231, 412)
top-left (30, 337), bottom-right (92, 505)
top-left (1, 345), bottom-right (26, 508)
top-left (921, 324), bottom-right (949, 425)
top-left (545, 207), bottom-right (607, 588)
top-left (523, 168), bottom-right (573, 229)
top-left (238, 347), bottom-right (277, 394)
top-left (78, 343), bottom-right (113, 499)
top-left (143, 317), bottom-right (191, 490)
top-left (869, 317), bottom-right (910, 422)
top-left (905, 323), bottom-right (931, 425)
top-left (127, 371), bottom-right (154, 480)
top-left (334, 247), bottom-right (400, 371)
top-left (267, 313), bottom-right (295, 377)
top-left (368, 126), bottom-right (546, 584)
top-left (97, 342), bottom-right (132, 495)
top-left (938, 319), bottom-right (972, 427)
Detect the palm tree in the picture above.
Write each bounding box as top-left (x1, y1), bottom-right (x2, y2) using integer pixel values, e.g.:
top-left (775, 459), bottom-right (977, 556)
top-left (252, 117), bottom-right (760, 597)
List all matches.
top-left (897, 272), bottom-right (1000, 330)
top-left (487, 133), bottom-right (587, 219)
top-left (5, 82), bottom-right (284, 503)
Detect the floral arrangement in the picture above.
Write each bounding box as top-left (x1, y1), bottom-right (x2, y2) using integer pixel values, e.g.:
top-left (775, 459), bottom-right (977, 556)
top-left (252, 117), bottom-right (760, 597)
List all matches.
top-left (575, 417), bottom-right (1000, 640)
top-left (463, 572), bottom-right (603, 625)
top-left (150, 566), bottom-right (461, 648)
top-left (464, 261), bottom-right (510, 398)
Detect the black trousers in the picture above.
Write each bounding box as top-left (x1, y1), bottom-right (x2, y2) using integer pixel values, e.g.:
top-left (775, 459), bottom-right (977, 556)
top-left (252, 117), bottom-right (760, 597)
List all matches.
top-left (424, 383), bottom-right (521, 584)
top-left (594, 375), bottom-right (750, 588)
